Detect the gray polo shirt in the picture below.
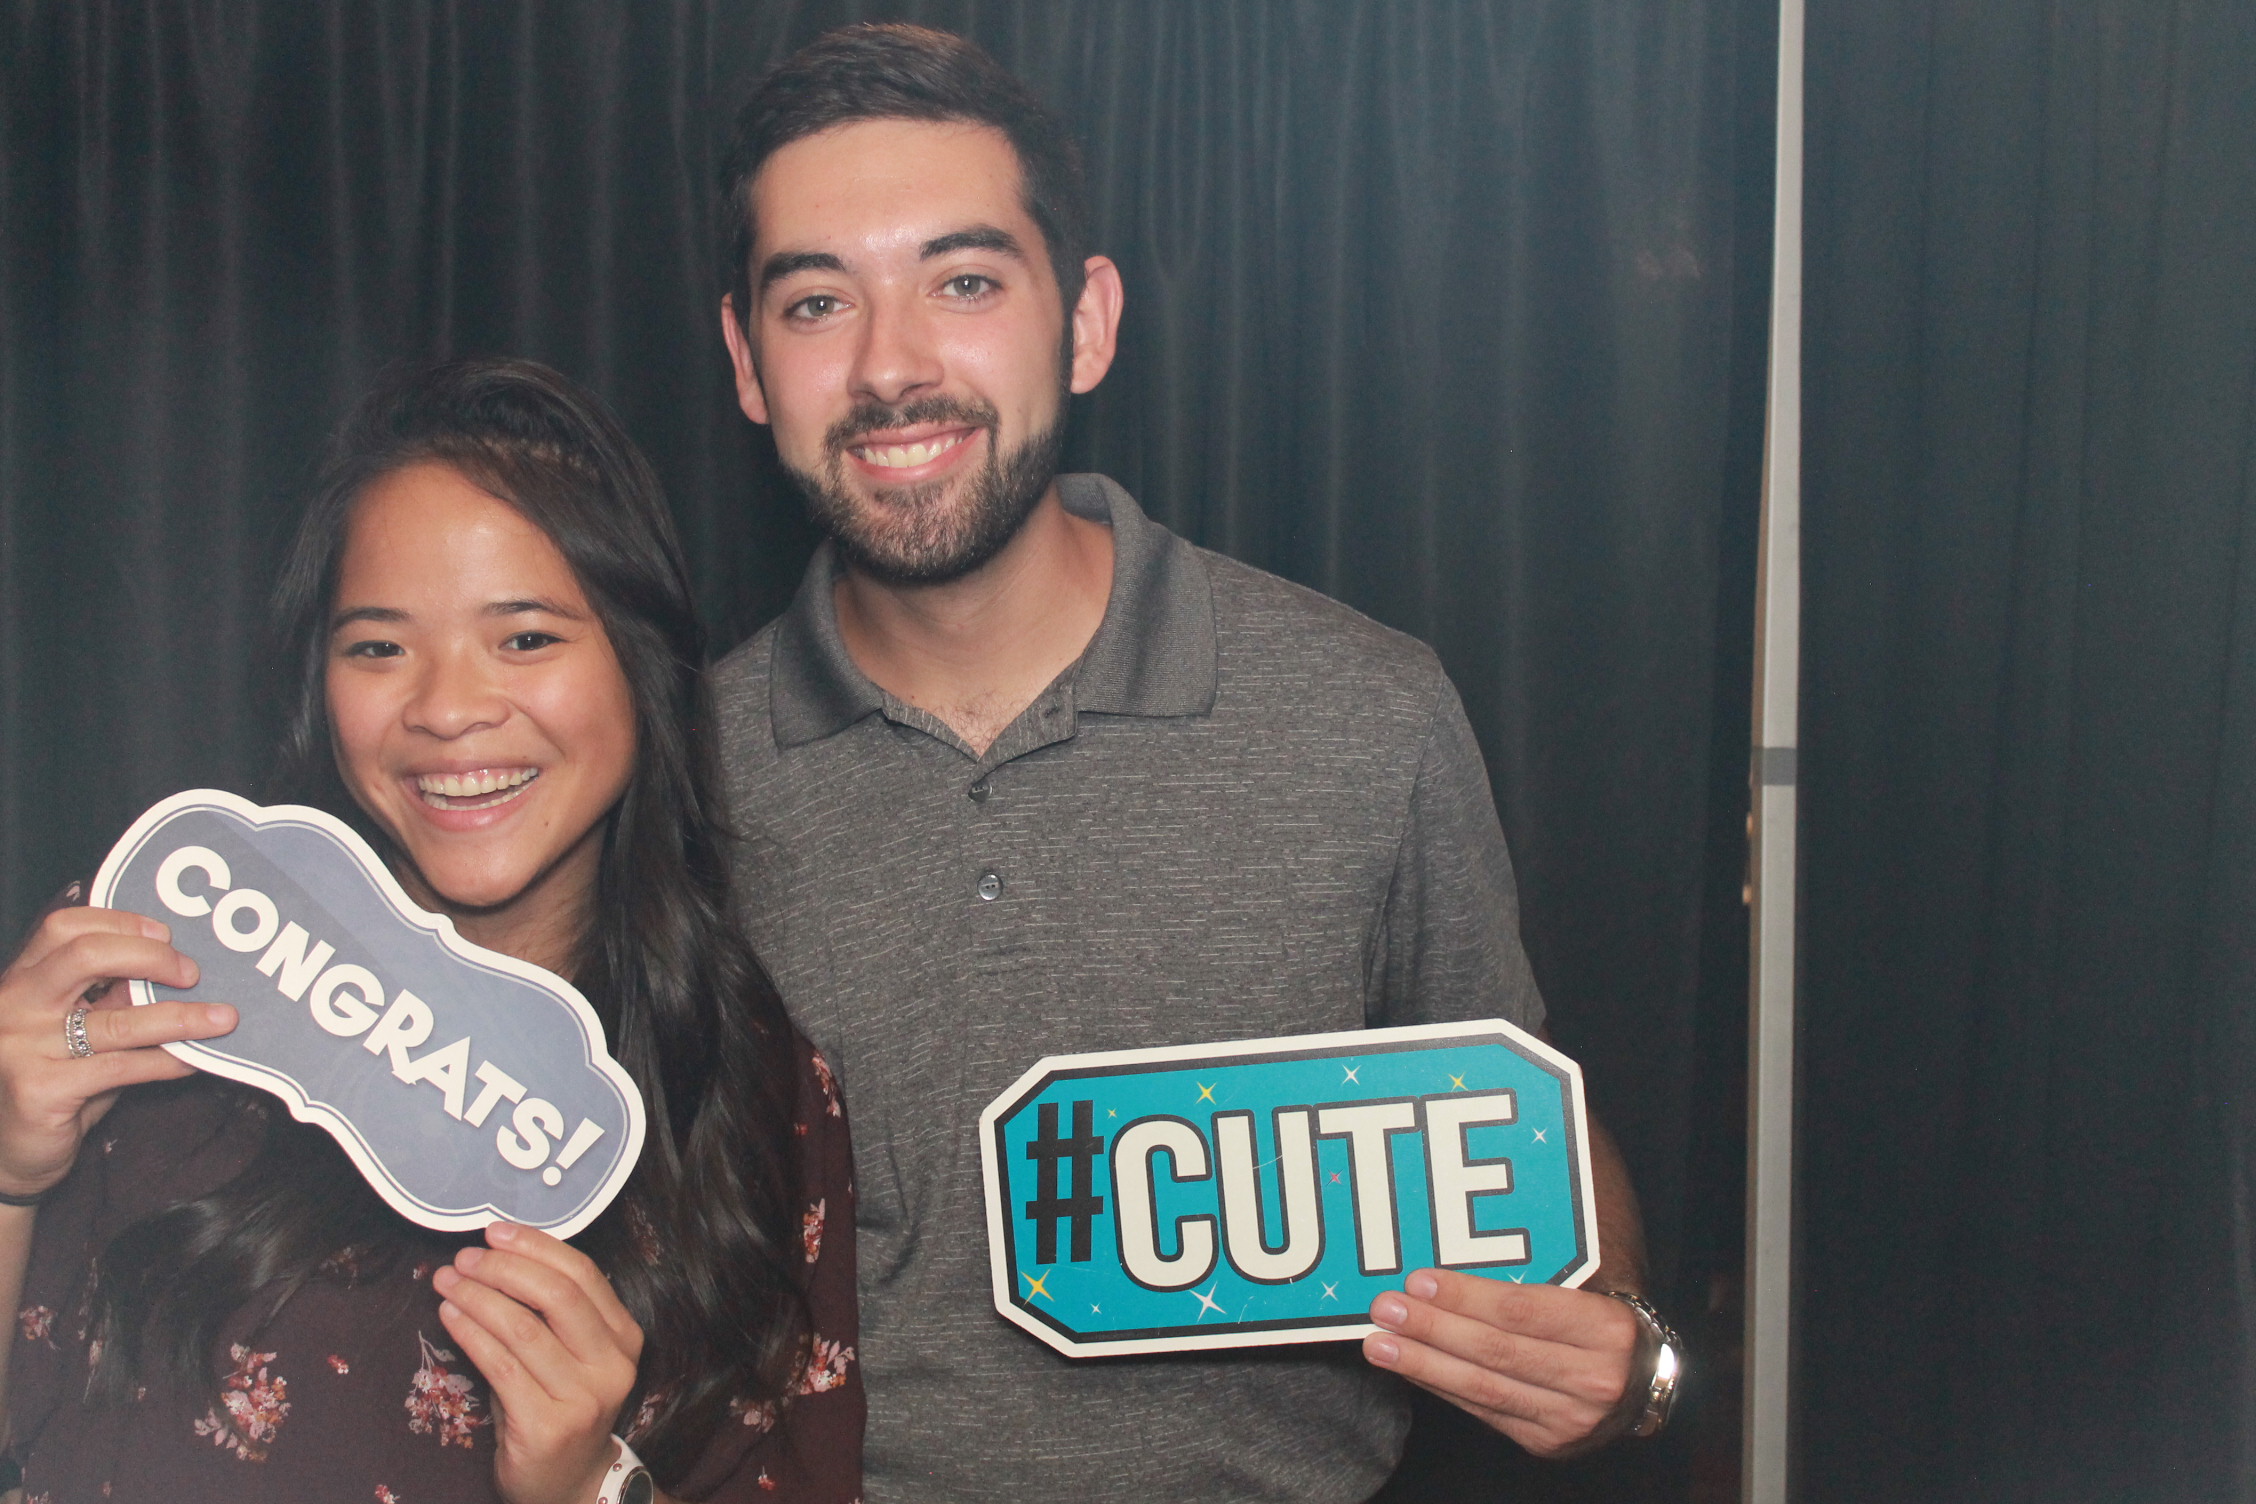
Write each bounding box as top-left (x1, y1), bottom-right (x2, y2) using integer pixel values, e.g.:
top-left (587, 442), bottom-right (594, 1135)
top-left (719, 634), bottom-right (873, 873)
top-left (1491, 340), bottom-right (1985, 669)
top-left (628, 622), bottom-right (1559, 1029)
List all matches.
top-left (713, 474), bottom-right (1545, 1504)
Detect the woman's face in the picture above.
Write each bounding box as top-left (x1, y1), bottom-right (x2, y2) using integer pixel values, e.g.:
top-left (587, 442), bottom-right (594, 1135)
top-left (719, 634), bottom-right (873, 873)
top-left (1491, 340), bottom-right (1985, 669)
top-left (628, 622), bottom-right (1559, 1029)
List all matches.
top-left (326, 463), bottom-right (636, 958)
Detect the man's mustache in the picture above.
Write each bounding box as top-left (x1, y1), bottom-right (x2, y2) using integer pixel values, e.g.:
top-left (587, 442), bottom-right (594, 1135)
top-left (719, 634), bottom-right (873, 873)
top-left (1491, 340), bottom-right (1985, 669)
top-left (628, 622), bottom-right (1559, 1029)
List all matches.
top-left (824, 397), bottom-right (1000, 456)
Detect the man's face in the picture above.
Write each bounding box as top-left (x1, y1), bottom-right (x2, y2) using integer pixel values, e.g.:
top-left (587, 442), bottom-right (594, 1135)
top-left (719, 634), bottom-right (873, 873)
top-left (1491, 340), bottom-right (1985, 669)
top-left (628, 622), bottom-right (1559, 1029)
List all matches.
top-left (723, 118), bottom-right (1114, 584)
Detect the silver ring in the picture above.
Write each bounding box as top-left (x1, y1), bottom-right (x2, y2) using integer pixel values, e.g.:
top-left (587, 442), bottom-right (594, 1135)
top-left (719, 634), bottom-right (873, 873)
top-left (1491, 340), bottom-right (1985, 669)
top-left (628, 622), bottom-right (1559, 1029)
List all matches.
top-left (63, 1005), bottom-right (93, 1060)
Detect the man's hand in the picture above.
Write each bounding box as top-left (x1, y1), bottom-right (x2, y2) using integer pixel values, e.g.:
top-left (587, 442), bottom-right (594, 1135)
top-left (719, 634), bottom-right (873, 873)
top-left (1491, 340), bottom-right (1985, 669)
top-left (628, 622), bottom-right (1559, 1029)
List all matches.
top-left (1363, 1270), bottom-right (1645, 1457)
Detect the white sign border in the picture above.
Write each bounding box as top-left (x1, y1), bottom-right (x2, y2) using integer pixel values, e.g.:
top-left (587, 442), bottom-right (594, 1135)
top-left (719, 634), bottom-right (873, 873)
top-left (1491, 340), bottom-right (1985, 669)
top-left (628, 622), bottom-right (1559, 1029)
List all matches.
top-left (90, 788), bottom-right (648, 1240)
top-left (978, 1017), bottom-right (1600, 1358)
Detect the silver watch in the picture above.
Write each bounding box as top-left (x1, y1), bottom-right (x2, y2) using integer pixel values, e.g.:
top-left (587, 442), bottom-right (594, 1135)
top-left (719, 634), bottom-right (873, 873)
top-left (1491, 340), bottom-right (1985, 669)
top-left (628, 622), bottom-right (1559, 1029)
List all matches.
top-left (1601, 1291), bottom-right (1683, 1437)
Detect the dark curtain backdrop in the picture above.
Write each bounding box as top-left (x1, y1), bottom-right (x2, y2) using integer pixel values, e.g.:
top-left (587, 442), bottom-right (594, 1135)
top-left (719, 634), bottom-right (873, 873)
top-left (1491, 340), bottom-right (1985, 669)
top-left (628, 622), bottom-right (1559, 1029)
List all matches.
top-left (1801, 2), bottom-right (2256, 1500)
top-left (0, 3), bottom-right (1771, 1498)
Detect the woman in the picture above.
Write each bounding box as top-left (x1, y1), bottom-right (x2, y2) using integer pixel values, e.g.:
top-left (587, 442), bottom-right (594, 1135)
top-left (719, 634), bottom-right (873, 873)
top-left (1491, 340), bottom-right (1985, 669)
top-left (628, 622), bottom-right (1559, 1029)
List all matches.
top-left (0, 359), bottom-right (860, 1501)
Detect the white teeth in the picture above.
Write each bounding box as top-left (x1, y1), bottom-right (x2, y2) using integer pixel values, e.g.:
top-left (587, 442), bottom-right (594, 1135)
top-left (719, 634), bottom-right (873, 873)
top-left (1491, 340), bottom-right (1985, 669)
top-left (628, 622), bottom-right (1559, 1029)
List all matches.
top-left (414, 768), bottom-right (538, 809)
top-left (858, 434), bottom-right (963, 469)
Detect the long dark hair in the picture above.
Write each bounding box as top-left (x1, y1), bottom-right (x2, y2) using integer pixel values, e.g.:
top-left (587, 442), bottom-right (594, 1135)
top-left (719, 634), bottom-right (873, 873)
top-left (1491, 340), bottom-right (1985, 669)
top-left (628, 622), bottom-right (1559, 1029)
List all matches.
top-left (88, 357), bottom-right (809, 1481)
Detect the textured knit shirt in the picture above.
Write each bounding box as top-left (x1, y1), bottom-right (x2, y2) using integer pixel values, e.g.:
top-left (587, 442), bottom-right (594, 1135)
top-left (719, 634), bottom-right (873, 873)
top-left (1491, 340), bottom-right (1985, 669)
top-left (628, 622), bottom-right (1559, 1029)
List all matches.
top-left (713, 474), bottom-right (1546, 1504)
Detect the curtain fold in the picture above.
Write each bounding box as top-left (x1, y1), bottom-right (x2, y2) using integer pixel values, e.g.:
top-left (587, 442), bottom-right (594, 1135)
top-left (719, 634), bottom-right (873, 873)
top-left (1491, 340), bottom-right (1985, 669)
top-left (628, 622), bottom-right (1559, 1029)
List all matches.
top-left (1801, 2), bottom-right (2256, 1497)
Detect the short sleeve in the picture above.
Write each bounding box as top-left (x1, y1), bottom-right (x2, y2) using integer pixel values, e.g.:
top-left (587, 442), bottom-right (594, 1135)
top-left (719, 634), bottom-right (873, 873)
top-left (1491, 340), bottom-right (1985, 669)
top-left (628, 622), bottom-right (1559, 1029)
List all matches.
top-left (1369, 676), bottom-right (1548, 1033)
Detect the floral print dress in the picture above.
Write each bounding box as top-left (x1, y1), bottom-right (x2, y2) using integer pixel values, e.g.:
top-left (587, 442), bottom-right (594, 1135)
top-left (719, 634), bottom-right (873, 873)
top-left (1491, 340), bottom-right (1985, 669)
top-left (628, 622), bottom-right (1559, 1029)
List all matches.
top-left (4, 1036), bottom-right (862, 1502)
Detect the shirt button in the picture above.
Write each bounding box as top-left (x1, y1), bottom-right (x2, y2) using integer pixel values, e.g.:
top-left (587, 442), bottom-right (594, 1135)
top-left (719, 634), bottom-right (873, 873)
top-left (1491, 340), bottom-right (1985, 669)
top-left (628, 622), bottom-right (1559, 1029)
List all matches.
top-left (968, 778), bottom-right (991, 803)
top-left (976, 870), bottom-right (1003, 902)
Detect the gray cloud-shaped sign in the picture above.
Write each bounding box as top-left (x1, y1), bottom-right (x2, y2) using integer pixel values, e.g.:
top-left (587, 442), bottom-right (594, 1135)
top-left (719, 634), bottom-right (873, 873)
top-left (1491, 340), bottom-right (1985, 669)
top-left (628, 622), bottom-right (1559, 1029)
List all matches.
top-left (91, 790), bottom-right (645, 1238)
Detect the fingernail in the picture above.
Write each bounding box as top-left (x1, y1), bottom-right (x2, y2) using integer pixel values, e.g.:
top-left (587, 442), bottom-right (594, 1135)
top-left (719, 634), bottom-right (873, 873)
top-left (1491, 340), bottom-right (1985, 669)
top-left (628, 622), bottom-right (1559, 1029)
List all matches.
top-left (138, 918), bottom-right (166, 940)
top-left (1367, 1335), bottom-right (1401, 1366)
top-left (439, 1299), bottom-right (460, 1320)
top-left (204, 1005), bottom-right (234, 1029)
top-left (454, 1247), bottom-right (482, 1271)
top-left (1373, 1294), bottom-right (1409, 1328)
top-left (487, 1222), bottom-right (518, 1244)
top-left (181, 960), bottom-right (200, 986)
top-left (1408, 1271), bottom-right (1440, 1300)
top-left (431, 1266), bottom-right (458, 1292)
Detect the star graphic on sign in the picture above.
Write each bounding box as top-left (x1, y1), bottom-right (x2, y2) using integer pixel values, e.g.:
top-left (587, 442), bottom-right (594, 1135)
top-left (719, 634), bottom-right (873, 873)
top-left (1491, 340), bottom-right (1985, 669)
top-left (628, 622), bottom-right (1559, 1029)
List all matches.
top-left (1342, 1065), bottom-right (1361, 1085)
top-left (1532, 1128), bottom-right (1548, 1143)
top-left (1196, 1082), bottom-right (1217, 1103)
top-left (1192, 1284), bottom-right (1226, 1320)
top-left (1022, 1270), bottom-right (1054, 1303)
top-left (1330, 1171), bottom-right (1344, 1184)
top-left (1321, 1281), bottom-right (1340, 1302)
top-left (1091, 1303), bottom-right (1102, 1316)
top-left (1107, 1109), bottom-right (1117, 1118)
top-left (1448, 1073), bottom-right (1468, 1091)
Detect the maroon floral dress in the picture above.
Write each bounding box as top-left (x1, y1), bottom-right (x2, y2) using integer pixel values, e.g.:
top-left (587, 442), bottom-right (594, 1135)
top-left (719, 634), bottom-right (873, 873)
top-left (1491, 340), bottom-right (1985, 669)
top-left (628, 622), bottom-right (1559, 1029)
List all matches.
top-left (4, 1036), bottom-right (862, 1502)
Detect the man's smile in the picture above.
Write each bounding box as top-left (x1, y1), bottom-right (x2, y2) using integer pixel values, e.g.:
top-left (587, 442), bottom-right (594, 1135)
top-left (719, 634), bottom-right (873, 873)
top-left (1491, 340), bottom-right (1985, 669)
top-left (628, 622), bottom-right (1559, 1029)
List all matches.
top-left (851, 426), bottom-right (978, 472)
top-left (842, 422), bottom-right (985, 485)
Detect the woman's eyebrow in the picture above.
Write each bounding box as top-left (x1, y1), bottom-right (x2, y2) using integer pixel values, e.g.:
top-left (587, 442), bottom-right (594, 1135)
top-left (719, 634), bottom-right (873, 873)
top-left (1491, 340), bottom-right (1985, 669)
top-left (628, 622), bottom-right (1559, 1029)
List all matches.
top-left (485, 597), bottom-right (589, 621)
top-left (331, 605), bottom-right (407, 630)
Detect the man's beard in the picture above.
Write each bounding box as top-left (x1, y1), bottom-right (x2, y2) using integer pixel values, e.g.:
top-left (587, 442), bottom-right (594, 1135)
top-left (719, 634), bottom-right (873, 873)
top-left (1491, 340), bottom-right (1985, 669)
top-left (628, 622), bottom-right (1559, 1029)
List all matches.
top-left (786, 393), bottom-right (1067, 587)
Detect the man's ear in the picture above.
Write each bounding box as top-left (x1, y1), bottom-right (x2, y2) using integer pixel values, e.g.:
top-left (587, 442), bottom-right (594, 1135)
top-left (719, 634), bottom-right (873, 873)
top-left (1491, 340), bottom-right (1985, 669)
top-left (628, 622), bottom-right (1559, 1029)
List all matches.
top-left (720, 296), bottom-right (771, 426)
top-left (1068, 256), bottom-right (1125, 396)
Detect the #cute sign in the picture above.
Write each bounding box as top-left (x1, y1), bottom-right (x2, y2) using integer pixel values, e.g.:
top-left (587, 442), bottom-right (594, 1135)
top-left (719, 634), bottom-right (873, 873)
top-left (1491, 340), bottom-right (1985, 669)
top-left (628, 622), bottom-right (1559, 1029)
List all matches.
top-left (91, 790), bottom-right (644, 1239)
top-left (979, 1020), bottom-right (1598, 1357)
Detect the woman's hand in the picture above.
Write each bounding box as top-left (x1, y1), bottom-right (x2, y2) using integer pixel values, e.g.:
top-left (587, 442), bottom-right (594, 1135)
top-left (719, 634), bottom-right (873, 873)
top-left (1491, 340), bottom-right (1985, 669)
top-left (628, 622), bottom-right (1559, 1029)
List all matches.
top-left (435, 1222), bottom-right (645, 1504)
top-left (0, 906), bottom-right (237, 1198)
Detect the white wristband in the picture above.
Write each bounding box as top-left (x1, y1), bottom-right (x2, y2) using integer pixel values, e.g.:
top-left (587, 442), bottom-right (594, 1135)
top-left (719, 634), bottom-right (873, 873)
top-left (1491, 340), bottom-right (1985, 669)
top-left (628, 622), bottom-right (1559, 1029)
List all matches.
top-left (595, 1435), bottom-right (652, 1504)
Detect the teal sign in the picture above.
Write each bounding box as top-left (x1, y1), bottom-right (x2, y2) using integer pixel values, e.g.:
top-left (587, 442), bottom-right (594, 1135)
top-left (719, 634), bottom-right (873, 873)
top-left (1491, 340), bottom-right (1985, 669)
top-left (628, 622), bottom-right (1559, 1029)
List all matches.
top-left (978, 1021), bottom-right (1597, 1357)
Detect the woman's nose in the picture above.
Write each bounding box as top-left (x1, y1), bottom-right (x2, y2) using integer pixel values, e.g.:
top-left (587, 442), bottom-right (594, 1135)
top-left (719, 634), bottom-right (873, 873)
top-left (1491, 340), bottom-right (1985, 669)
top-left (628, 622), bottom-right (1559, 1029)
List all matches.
top-left (403, 647), bottom-right (508, 739)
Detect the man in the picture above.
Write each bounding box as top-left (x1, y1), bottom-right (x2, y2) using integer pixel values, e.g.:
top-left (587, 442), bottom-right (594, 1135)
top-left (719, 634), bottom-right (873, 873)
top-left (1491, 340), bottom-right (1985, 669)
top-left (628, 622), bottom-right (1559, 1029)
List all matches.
top-left (709, 24), bottom-right (1674, 1503)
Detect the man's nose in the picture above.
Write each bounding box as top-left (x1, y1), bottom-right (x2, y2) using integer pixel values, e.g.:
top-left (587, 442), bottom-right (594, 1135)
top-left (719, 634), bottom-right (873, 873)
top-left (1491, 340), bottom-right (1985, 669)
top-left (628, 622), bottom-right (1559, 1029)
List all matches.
top-left (404, 647), bottom-right (508, 740)
top-left (849, 290), bottom-right (944, 408)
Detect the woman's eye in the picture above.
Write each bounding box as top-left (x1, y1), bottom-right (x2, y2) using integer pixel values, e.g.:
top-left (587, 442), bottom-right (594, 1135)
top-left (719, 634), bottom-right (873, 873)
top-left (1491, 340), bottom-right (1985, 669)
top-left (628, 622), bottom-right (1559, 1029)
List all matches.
top-left (503, 631), bottom-right (562, 652)
top-left (340, 639), bottom-right (403, 659)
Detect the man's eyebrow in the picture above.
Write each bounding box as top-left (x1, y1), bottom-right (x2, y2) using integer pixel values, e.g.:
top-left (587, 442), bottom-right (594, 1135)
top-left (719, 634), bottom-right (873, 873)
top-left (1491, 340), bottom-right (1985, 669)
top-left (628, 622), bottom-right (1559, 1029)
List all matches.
top-left (921, 225), bottom-right (1026, 262)
top-left (759, 249), bottom-right (846, 291)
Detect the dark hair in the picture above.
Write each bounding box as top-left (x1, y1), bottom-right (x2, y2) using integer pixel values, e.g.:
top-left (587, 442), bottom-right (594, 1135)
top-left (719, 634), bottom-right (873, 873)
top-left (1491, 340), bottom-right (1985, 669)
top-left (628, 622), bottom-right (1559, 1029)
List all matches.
top-left (720, 22), bottom-right (1091, 327)
top-left (88, 357), bottom-right (809, 1484)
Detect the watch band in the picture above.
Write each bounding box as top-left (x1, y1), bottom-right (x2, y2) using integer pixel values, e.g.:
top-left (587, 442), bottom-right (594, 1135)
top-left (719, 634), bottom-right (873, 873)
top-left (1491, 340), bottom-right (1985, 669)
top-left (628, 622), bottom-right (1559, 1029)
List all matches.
top-left (596, 1436), bottom-right (655, 1504)
top-left (1600, 1291), bottom-right (1683, 1438)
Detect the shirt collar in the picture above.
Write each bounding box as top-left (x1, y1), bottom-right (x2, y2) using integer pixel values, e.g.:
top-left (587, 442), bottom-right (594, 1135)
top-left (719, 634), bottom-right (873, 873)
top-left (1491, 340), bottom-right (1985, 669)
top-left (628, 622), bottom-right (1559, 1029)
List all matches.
top-left (767, 473), bottom-right (1218, 750)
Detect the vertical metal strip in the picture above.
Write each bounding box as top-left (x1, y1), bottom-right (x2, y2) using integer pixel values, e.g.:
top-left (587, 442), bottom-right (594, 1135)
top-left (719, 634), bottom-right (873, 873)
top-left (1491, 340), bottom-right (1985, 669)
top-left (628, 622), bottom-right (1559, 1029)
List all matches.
top-left (1745, 0), bottom-right (1804, 1499)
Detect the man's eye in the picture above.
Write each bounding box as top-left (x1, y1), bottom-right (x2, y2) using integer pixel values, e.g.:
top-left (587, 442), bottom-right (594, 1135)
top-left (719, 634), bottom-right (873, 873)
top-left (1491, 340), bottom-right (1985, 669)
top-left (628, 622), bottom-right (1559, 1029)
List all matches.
top-left (943, 274), bottom-right (995, 300)
top-left (504, 631), bottom-right (562, 652)
top-left (786, 294), bottom-right (842, 321)
top-left (340, 639), bottom-right (403, 659)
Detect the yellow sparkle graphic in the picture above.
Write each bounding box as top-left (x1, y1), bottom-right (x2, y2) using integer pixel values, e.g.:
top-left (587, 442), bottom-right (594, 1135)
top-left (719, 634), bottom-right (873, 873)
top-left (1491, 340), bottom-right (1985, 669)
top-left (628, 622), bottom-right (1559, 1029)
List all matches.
top-left (1196, 1082), bottom-right (1217, 1102)
top-left (1023, 1270), bottom-right (1054, 1302)
top-left (1448, 1073), bottom-right (1468, 1091)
